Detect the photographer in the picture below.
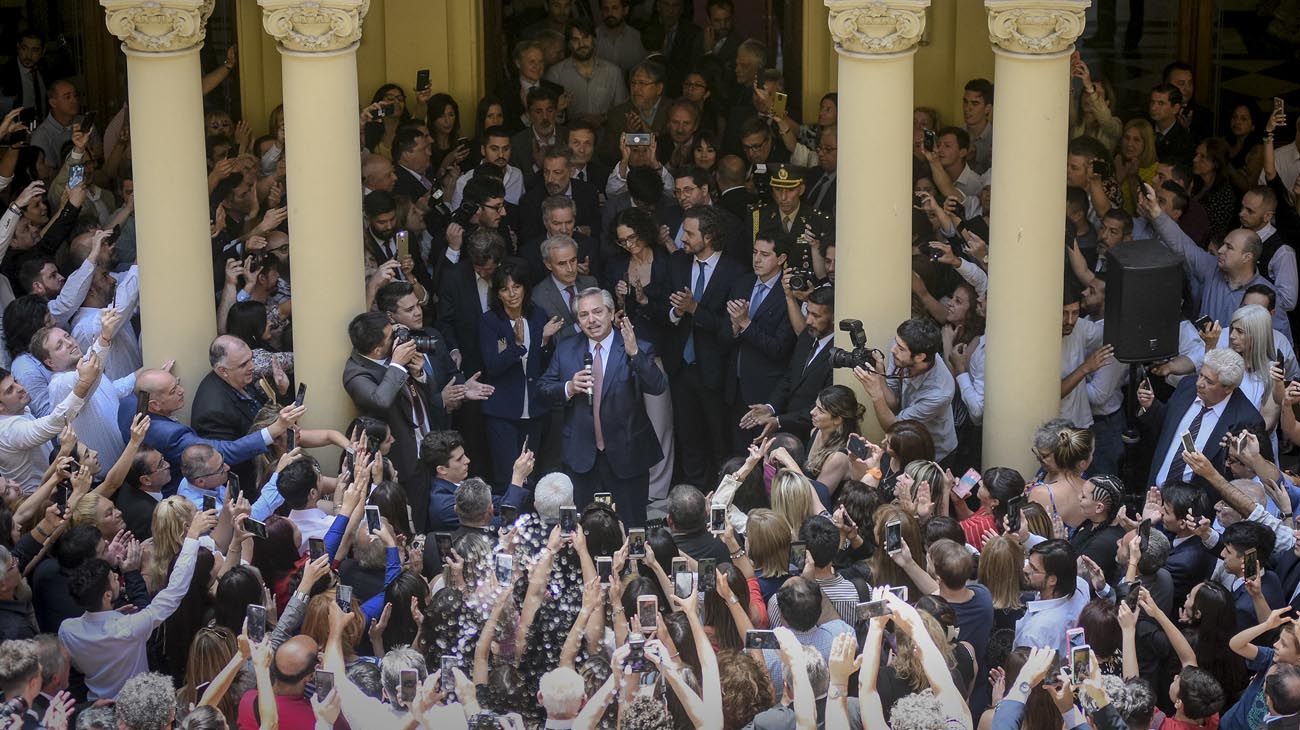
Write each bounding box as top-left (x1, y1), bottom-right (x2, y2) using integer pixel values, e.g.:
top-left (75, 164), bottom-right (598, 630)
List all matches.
top-left (853, 317), bottom-right (958, 464)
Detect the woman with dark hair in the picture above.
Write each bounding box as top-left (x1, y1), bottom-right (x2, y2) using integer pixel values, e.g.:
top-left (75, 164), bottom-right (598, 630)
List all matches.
top-left (425, 93), bottom-right (469, 177)
top-left (338, 416), bottom-right (397, 482)
top-left (225, 300), bottom-right (293, 383)
top-left (606, 206), bottom-right (672, 352)
top-left (365, 83), bottom-right (412, 158)
top-left (381, 570), bottom-right (430, 651)
top-left (1175, 580), bottom-right (1250, 701)
top-left (804, 384), bottom-right (862, 489)
top-left (1225, 103), bottom-right (1265, 193)
top-left (213, 566), bottom-right (266, 636)
top-left (690, 131), bottom-right (721, 175)
top-left (702, 562), bottom-right (751, 651)
top-left (477, 259), bottom-right (562, 487)
top-left (161, 549), bottom-right (216, 684)
top-left (1191, 137), bottom-right (1240, 242)
top-left (250, 515), bottom-right (304, 614)
top-left (679, 67), bottom-right (721, 137)
top-left (464, 95), bottom-right (506, 171)
top-left (953, 466), bottom-right (1025, 550)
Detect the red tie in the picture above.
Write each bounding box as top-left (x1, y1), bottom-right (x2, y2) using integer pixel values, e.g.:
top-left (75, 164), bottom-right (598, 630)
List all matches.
top-left (592, 343), bottom-right (605, 450)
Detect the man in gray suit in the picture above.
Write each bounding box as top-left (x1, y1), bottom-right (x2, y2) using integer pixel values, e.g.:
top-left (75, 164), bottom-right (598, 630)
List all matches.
top-left (530, 235), bottom-right (598, 342)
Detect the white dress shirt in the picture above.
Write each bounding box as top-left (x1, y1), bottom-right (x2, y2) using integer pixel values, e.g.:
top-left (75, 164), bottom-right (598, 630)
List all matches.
top-left (290, 507), bottom-right (336, 553)
top-left (1154, 395), bottom-right (1230, 484)
top-left (59, 537), bottom-right (200, 700)
top-left (668, 250), bottom-right (722, 324)
top-left (0, 387), bottom-right (88, 492)
top-left (450, 164), bottom-right (524, 208)
top-left (47, 365), bottom-right (135, 478)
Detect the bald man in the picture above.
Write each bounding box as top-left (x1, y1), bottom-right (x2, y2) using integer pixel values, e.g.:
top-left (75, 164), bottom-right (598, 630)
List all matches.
top-left (191, 335), bottom-right (272, 497)
top-left (363, 155), bottom-right (397, 195)
top-left (117, 364), bottom-right (302, 494)
top-left (237, 636), bottom-right (322, 729)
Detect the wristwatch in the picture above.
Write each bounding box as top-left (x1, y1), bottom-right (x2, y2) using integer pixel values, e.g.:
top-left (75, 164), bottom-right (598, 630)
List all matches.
top-left (828, 685), bottom-right (847, 700)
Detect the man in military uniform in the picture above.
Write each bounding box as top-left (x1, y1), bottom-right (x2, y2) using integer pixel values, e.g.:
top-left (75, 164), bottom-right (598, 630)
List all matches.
top-left (749, 163), bottom-right (834, 277)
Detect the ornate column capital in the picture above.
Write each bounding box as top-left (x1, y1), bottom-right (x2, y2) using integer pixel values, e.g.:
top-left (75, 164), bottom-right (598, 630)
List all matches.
top-left (985, 0), bottom-right (1089, 55)
top-left (824, 0), bottom-right (931, 56)
top-left (100, 0), bottom-right (215, 53)
top-left (257, 0), bottom-right (370, 53)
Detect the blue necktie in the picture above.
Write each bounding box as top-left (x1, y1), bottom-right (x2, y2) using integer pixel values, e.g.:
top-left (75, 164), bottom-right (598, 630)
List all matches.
top-left (683, 260), bottom-right (707, 364)
top-left (749, 280), bottom-right (768, 318)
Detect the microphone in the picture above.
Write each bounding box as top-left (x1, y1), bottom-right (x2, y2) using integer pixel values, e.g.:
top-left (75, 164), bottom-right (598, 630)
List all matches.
top-left (583, 352), bottom-right (594, 405)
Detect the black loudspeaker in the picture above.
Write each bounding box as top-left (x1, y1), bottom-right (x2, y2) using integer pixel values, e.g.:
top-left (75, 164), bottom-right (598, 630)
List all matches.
top-left (1103, 240), bottom-right (1182, 363)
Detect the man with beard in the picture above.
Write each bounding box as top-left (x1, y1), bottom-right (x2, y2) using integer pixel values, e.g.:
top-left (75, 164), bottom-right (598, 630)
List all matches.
top-left (518, 146), bottom-right (600, 249)
top-left (545, 18), bottom-right (626, 126)
top-left (594, 0), bottom-right (646, 74)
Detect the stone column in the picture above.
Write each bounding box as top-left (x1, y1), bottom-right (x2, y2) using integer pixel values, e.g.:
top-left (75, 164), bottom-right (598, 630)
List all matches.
top-left (258, 0), bottom-right (368, 435)
top-left (824, 0), bottom-right (929, 438)
top-left (981, 0), bottom-right (1088, 475)
top-left (101, 0), bottom-right (218, 421)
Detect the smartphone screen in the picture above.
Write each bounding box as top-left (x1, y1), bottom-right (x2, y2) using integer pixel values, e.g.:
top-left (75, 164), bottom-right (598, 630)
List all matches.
top-left (309, 537), bottom-right (325, 561)
top-left (498, 504), bottom-right (518, 526)
top-left (246, 604), bottom-right (267, 642)
top-left (673, 568), bottom-right (693, 599)
top-left (1245, 548), bottom-right (1259, 579)
top-left (365, 505), bottom-right (381, 533)
top-left (68, 163), bottom-right (85, 189)
top-left (884, 521), bottom-right (903, 553)
top-left (336, 584), bottom-right (353, 613)
top-left (315, 670), bottom-right (334, 701)
top-left (1071, 645), bottom-right (1091, 680)
top-left (789, 541), bottom-right (808, 568)
top-left (202, 495), bottom-right (216, 512)
top-left (709, 506), bottom-right (727, 533)
top-left (495, 553), bottom-right (513, 584)
top-left (1138, 519), bottom-right (1151, 555)
top-left (400, 668), bottom-right (418, 703)
top-left (440, 656), bottom-right (456, 692)
top-left (435, 532), bottom-right (453, 556)
top-left (594, 492), bottom-right (613, 507)
top-left (1006, 496), bottom-right (1026, 533)
top-left (745, 630), bottom-right (779, 650)
top-left (887, 585), bottom-right (909, 602)
top-left (416, 69), bottom-right (431, 92)
top-left (1180, 431), bottom-right (1196, 453)
top-left (954, 468), bottom-right (980, 498)
top-left (857, 600), bottom-right (889, 620)
top-left (847, 435), bottom-right (869, 460)
top-left (628, 528), bottom-right (646, 558)
top-left (245, 518), bottom-right (268, 539)
top-left (295, 382), bottom-right (307, 408)
top-left (285, 428), bottom-right (296, 452)
top-left (135, 390), bottom-right (150, 417)
top-left (637, 595), bottom-right (658, 629)
top-left (597, 556), bottom-right (612, 584)
top-left (559, 505), bottom-right (577, 533)
top-left (697, 558), bottom-right (716, 594)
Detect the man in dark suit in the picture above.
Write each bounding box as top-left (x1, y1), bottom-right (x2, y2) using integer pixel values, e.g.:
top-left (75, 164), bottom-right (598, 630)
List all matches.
top-left (530, 235), bottom-right (598, 342)
top-left (518, 147), bottom-right (601, 249)
top-left (190, 335), bottom-right (271, 500)
top-left (600, 60), bottom-right (672, 167)
top-left (672, 166), bottom-right (748, 266)
top-left (391, 126), bottom-right (435, 203)
top-left (114, 446), bottom-right (170, 540)
top-left (500, 40), bottom-right (566, 135)
top-left (665, 206), bottom-right (745, 483)
top-left (421, 432), bottom-right (526, 531)
top-left (510, 86), bottom-right (568, 175)
top-left (641, 0), bottom-right (702, 96)
top-left (436, 230), bottom-right (507, 378)
top-left (118, 368), bottom-right (300, 494)
top-left (701, 0), bottom-right (745, 92)
top-left (566, 121), bottom-right (612, 195)
top-left (539, 288), bottom-right (667, 526)
top-left (343, 312), bottom-right (490, 532)
top-left (716, 154), bottom-right (757, 222)
top-left (1150, 84), bottom-right (1195, 165)
top-left (725, 231), bottom-right (797, 449)
top-left (521, 197), bottom-right (603, 287)
top-left (0, 32), bottom-right (47, 116)
top-left (804, 126), bottom-right (838, 216)
top-left (376, 280), bottom-right (464, 432)
top-left (739, 286), bottom-right (835, 444)
top-left (1141, 347), bottom-right (1269, 499)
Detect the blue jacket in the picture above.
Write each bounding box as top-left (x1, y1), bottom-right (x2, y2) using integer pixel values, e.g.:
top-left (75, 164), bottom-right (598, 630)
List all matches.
top-left (117, 394), bottom-right (268, 493)
top-left (538, 332), bottom-right (667, 478)
top-left (477, 306), bottom-right (555, 420)
top-left (427, 477), bottom-right (528, 532)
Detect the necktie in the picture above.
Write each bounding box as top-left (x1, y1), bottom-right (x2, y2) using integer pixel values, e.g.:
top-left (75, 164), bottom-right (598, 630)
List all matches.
top-left (565, 285), bottom-right (577, 313)
top-left (809, 175), bottom-right (831, 209)
top-left (748, 280), bottom-right (768, 318)
top-left (1165, 404), bottom-right (1212, 482)
top-left (592, 343), bottom-right (605, 450)
top-left (783, 215), bottom-right (794, 233)
top-left (683, 260), bottom-right (707, 364)
top-left (577, 169), bottom-right (586, 182)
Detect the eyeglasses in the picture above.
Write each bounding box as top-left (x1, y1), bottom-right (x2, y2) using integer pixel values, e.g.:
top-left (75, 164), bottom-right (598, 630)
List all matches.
top-left (481, 202), bottom-right (507, 213)
top-left (191, 462), bottom-right (229, 481)
top-left (150, 458), bottom-right (170, 474)
top-left (742, 141), bottom-right (767, 153)
top-left (616, 234), bottom-right (640, 247)
top-left (683, 80), bottom-right (707, 89)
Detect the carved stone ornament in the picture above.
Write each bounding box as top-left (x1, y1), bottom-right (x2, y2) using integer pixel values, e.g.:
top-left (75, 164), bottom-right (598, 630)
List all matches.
top-left (824, 0), bottom-right (930, 56)
top-left (985, 0), bottom-right (1089, 55)
top-left (259, 0), bottom-right (370, 53)
top-left (100, 0), bottom-right (215, 52)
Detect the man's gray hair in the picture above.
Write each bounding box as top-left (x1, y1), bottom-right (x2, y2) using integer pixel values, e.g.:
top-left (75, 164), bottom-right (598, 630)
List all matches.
top-left (1137, 528), bottom-right (1171, 576)
top-left (74, 706), bottom-right (116, 730)
top-left (1203, 347), bottom-right (1246, 388)
top-left (539, 666), bottom-right (586, 715)
top-left (34, 634), bottom-right (66, 684)
top-left (0, 639), bottom-right (39, 695)
top-left (541, 195), bottom-right (577, 221)
top-left (454, 478), bottom-right (493, 524)
top-left (888, 689), bottom-right (947, 730)
top-left (180, 444), bottom-right (218, 481)
top-left (380, 646), bottom-right (427, 706)
top-left (782, 644), bottom-right (828, 698)
top-left (541, 234), bottom-right (579, 264)
top-left (572, 287), bottom-right (615, 316)
top-left (1101, 675), bottom-right (1156, 729)
top-left (208, 334), bottom-right (246, 368)
top-left (115, 672), bottom-right (177, 730)
top-left (534, 472), bottom-right (574, 523)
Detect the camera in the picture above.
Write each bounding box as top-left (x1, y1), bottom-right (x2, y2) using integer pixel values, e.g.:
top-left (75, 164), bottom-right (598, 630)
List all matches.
top-left (394, 325), bottom-right (438, 354)
top-left (450, 200), bottom-right (478, 227)
top-left (623, 132), bottom-right (651, 147)
top-left (787, 268), bottom-right (816, 291)
top-left (828, 319), bottom-right (881, 370)
top-left (751, 163), bottom-right (771, 196)
top-left (375, 102), bottom-right (396, 119)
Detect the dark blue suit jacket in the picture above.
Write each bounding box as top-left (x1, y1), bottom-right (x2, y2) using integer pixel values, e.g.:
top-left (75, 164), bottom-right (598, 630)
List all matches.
top-left (1233, 570), bottom-right (1284, 633)
top-left (117, 395), bottom-right (268, 493)
top-left (538, 332), bottom-right (667, 478)
top-left (1162, 530), bottom-right (1217, 610)
top-left (1143, 377), bottom-right (1269, 493)
top-left (726, 273), bottom-right (797, 405)
top-left (663, 251), bottom-right (745, 390)
top-left (477, 306), bottom-right (555, 420)
top-left (428, 476), bottom-right (528, 531)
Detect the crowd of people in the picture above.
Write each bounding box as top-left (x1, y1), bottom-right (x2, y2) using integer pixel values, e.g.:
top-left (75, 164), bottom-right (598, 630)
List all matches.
top-left (1, 0), bottom-right (1300, 728)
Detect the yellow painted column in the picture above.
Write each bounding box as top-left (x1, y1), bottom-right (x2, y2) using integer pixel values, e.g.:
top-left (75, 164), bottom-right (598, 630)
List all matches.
top-left (258, 0), bottom-right (368, 437)
top-left (100, 0), bottom-right (217, 422)
top-left (825, 0), bottom-right (930, 439)
top-left (801, 0), bottom-right (836, 117)
top-left (981, 0), bottom-right (1089, 475)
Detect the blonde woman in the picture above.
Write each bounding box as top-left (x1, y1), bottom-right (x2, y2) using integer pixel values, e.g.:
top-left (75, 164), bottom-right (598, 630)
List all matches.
top-left (143, 496), bottom-right (197, 594)
top-left (1026, 420), bottom-right (1092, 528)
top-left (869, 505), bottom-right (924, 599)
top-left (895, 459), bottom-right (947, 520)
top-left (769, 468), bottom-right (831, 541)
top-left (978, 535), bottom-right (1026, 631)
top-left (1114, 119), bottom-right (1158, 214)
top-left (746, 508), bottom-right (794, 604)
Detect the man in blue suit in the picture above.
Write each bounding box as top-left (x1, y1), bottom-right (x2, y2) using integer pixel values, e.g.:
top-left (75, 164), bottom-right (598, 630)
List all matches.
top-left (539, 287), bottom-right (667, 526)
top-left (117, 367), bottom-right (303, 493)
top-left (1139, 347), bottom-right (1269, 502)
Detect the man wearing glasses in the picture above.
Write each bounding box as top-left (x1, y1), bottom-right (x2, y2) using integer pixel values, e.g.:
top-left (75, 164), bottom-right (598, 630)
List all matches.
top-left (113, 446), bottom-right (170, 540)
top-left (176, 443), bottom-right (284, 522)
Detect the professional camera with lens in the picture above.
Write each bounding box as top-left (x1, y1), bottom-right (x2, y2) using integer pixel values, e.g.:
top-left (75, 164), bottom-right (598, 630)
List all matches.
top-left (449, 200), bottom-right (479, 228)
top-left (828, 319), bottom-right (881, 370)
top-left (751, 163), bottom-right (772, 197)
top-left (393, 326), bottom-right (438, 354)
top-left (787, 268), bottom-right (817, 291)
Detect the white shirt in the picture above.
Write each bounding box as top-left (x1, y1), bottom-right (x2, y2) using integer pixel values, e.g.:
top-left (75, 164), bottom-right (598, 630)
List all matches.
top-left (668, 250), bottom-right (722, 324)
top-left (70, 308), bottom-right (142, 382)
top-left (47, 367), bottom-right (135, 477)
top-left (476, 274), bottom-right (491, 313)
top-left (955, 335), bottom-right (987, 424)
top-left (60, 537), bottom-right (200, 700)
top-left (450, 164), bottom-right (524, 208)
top-left (1154, 394), bottom-right (1230, 484)
top-left (0, 388), bottom-right (88, 492)
top-left (1059, 318), bottom-right (1105, 428)
top-left (1261, 142), bottom-right (1300, 197)
top-left (289, 508), bottom-right (335, 553)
